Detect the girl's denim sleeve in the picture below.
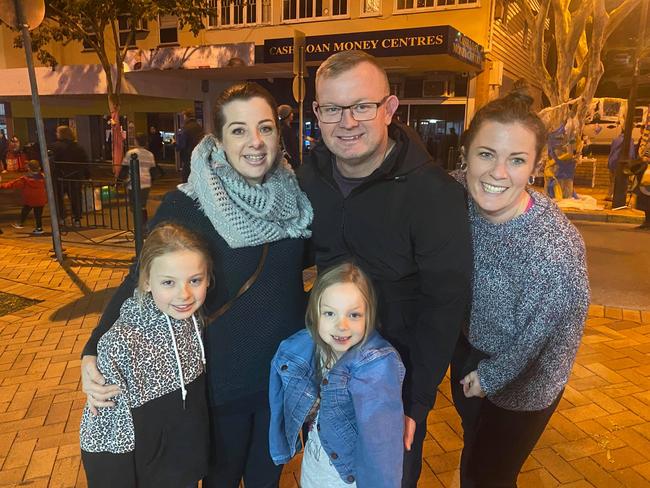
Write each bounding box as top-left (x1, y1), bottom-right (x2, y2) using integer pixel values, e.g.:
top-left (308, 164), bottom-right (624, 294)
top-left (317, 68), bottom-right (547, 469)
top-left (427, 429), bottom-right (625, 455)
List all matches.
top-left (349, 351), bottom-right (405, 488)
top-left (268, 351), bottom-right (292, 465)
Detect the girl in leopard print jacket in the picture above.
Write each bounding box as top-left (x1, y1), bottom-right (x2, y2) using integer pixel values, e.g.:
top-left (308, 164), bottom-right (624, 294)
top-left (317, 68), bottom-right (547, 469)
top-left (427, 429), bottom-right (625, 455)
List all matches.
top-left (80, 224), bottom-right (211, 488)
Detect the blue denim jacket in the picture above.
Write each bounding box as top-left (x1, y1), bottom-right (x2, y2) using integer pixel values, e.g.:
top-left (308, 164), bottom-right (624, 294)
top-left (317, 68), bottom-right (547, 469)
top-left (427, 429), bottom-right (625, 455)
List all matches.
top-left (269, 329), bottom-right (405, 487)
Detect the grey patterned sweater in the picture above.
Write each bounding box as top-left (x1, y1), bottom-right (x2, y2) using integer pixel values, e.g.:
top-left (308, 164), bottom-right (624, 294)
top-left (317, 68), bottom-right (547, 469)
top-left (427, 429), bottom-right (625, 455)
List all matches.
top-left (80, 292), bottom-right (207, 453)
top-left (465, 187), bottom-right (590, 411)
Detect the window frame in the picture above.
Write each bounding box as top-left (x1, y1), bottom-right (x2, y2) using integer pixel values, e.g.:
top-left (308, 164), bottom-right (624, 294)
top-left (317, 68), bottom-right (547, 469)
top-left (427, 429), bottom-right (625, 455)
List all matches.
top-left (117, 14), bottom-right (149, 48)
top-left (158, 14), bottom-right (179, 45)
top-left (393, 0), bottom-right (479, 15)
top-left (206, 0), bottom-right (272, 29)
top-left (81, 33), bottom-right (98, 52)
top-left (281, 0), bottom-right (350, 24)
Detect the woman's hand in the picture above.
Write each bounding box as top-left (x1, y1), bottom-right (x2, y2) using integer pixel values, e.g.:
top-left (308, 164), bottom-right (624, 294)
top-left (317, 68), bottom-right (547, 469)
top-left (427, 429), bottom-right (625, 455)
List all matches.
top-left (81, 355), bottom-right (121, 415)
top-left (460, 370), bottom-right (486, 398)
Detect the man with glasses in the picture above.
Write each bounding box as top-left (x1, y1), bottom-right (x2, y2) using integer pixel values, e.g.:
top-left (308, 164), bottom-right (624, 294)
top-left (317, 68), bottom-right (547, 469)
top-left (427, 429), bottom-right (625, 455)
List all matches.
top-left (297, 50), bottom-right (472, 487)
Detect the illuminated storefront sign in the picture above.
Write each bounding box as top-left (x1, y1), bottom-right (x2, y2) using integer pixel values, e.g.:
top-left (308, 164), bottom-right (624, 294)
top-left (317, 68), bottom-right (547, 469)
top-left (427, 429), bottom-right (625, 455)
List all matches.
top-left (264, 26), bottom-right (483, 68)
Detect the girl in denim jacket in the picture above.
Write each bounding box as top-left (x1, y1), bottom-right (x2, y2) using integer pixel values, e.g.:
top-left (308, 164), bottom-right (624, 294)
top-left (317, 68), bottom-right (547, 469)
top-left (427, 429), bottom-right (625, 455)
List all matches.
top-left (269, 263), bottom-right (405, 487)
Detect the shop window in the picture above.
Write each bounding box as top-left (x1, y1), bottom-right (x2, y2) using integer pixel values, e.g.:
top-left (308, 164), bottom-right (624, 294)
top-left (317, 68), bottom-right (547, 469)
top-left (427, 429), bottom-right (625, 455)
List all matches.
top-left (404, 77), bottom-right (457, 98)
top-left (159, 14), bottom-right (178, 45)
top-left (117, 15), bottom-right (149, 47)
top-left (282, 0), bottom-right (348, 21)
top-left (207, 0), bottom-right (271, 27)
top-left (423, 80), bottom-right (448, 97)
top-left (396, 0), bottom-right (477, 12)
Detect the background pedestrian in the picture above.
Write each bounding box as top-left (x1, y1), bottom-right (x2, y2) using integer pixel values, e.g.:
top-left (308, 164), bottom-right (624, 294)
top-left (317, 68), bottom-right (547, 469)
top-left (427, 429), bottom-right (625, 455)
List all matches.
top-left (177, 110), bottom-right (204, 183)
top-left (278, 104), bottom-right (300, 170)
top-left (0, 159), bottom-right (47, 234)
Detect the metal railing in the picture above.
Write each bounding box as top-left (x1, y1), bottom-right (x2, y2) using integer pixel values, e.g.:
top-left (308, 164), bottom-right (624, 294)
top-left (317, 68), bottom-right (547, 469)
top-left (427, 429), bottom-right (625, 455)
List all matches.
top-left (52, 157), bottom-right (144, 254)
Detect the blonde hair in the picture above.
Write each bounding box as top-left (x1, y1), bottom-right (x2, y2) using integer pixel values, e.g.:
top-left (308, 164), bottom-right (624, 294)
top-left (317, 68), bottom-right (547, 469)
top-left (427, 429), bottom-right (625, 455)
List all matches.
top-left (137, 222), bottom-right (213, 299)
top-left (305, 262), bottom-right (377, 369)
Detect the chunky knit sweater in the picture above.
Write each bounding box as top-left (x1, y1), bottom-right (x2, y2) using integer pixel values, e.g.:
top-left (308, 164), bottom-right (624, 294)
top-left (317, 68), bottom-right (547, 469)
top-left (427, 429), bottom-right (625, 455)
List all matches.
top-left (466, 188), bottom-right (590, 411)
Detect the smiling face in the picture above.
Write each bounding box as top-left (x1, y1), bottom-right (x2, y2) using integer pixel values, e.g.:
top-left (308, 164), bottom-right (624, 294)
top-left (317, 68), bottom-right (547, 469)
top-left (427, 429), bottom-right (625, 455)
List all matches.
top-left (219, 97), bottom-right (280, 185)
top-left (145, 250), bottom-right (209, 320)
top-left (464, 121), bottom-right (538, 224)
top-left (317, 282), bottom-right (368, 359)
top-left (314, 61), bottom-right (399, 178)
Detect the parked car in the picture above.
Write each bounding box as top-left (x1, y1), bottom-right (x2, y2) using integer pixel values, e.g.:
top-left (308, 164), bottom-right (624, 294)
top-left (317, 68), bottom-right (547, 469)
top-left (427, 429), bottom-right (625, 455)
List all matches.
top-left (582, 97), bottom-right (646, 149)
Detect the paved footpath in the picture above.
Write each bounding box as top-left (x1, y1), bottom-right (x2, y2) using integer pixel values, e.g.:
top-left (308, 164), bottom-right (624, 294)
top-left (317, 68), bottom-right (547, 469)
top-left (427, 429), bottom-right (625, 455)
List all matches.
top-left (0, 237), bottom-right (649, 487)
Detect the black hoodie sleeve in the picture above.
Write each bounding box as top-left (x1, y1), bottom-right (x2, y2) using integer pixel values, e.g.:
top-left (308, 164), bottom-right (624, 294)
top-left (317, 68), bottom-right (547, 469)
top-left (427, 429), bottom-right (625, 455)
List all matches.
top-left (405, 174), bottom-right (472, 422)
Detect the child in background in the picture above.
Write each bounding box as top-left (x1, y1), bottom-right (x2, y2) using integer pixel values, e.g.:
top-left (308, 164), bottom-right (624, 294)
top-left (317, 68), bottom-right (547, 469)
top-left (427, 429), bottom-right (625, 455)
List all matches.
top-left (80, 223), bottom-right (211, 488)
top-left (0, 160), bottom-right (47, 235)
top-left (269, 263), bottom-right (405, 488)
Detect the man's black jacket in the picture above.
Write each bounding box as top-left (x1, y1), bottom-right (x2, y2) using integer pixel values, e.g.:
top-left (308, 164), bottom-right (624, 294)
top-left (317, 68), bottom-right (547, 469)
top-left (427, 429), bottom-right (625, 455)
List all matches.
top-left (297, 122), bottom-right (472, 422)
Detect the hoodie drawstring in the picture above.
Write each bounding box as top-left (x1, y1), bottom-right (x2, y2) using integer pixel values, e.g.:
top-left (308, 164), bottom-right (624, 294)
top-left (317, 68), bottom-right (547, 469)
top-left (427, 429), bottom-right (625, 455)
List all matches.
top-left (192, 315), bottom-right (206, 368)
top-left (166, 314), bottom-right (187, 409)
top-left (165, 313), bottom-right (205, 410)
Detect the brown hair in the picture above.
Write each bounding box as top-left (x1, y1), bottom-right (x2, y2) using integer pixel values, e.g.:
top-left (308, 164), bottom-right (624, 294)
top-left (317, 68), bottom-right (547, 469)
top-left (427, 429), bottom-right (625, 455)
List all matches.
top-left (212, 82), bottom-right (279, 141)
top-left (56, 125), bottom-right (75, 142)
top-left (135, 132), bottom-right (147, 147)
top-left (462, 91), bottom-right (547, 162)
top-left (27, 160), bottom-right (41, 172)
top-left (315, 50), bottom-right (389, 97)
top-left (137, 222), bottom-right (213, 299)
top-left (305, 262), bottom-right (377, 370)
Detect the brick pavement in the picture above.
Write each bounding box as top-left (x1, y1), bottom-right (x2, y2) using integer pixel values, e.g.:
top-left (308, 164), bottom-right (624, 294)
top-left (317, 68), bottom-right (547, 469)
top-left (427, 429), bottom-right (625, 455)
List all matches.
top-left (0, 238), bottom-right (648, 487)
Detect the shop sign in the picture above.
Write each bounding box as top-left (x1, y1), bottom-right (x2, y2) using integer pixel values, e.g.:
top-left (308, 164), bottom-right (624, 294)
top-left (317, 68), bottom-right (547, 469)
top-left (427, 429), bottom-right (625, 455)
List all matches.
top-left (450, 30), bottom-right (483, 67)
top-left (263, 26), bottom-right (483, 68)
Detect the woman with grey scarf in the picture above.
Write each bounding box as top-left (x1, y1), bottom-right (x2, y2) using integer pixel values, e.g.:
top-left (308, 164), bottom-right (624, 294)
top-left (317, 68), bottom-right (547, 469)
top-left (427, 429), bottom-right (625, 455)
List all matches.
top-left (80, 82), bottom-right (313, 488)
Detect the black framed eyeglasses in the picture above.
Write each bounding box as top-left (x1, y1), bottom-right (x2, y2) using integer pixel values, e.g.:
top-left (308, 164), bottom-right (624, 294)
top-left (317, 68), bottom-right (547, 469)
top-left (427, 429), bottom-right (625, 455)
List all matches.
top-left (315, 96), bottom-right (390, 123)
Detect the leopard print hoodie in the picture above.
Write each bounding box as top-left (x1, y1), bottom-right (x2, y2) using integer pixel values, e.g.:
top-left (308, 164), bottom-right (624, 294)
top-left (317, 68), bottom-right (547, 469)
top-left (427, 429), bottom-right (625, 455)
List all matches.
top-left (79, 291), bottom-right (206, 454)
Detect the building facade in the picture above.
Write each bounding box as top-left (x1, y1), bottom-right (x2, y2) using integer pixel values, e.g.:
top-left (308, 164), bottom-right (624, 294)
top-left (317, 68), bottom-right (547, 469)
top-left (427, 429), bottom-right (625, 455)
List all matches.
top-left (0, 0), bottom-right (540, 163)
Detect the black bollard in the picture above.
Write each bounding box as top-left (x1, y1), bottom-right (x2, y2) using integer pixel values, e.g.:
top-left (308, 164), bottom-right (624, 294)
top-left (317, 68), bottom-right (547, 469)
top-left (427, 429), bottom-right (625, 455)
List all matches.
top-left (129, 152), bottom-right (144, 257)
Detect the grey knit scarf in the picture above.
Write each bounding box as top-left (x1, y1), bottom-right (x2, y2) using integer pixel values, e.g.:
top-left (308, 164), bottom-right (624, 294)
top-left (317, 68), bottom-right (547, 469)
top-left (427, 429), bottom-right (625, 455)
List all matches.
top-left (179, 135), bottom-right (313, 248)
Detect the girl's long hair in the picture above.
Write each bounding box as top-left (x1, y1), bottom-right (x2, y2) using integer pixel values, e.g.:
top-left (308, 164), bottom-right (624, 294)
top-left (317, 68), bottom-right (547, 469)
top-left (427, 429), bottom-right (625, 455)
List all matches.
top-left (305, 262), bottom-right (377, 372)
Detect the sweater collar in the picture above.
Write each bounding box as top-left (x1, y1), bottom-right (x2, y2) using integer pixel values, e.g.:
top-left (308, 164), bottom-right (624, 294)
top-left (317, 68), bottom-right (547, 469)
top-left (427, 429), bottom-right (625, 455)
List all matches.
top-left (468, 188), bottom-right (550, 235)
